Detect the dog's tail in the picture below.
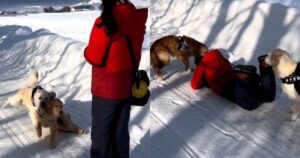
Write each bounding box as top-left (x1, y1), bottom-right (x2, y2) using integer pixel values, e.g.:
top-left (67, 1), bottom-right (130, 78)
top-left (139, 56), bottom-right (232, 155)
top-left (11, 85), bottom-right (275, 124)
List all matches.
top-left (26, 71), bottom-right (39, 88)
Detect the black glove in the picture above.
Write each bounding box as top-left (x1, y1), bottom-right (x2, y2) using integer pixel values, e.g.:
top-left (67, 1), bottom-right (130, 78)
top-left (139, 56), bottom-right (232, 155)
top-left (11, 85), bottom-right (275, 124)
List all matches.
top-left (194, 56), bottom-right (203, 66)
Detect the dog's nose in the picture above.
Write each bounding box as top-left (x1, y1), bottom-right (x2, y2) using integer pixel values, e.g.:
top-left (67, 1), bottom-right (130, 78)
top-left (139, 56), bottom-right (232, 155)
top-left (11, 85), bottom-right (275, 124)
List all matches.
top-left (41, 102), bottom-right (46, 107)
top-left (60, 111), bottom-right (63, 115)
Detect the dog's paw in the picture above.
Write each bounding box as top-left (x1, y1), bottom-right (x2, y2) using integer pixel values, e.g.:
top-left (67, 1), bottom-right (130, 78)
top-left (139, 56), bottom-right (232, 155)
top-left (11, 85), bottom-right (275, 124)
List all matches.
top-left (289, 113), bottom-right (299, 122)
top-left (78, 129), bottom-right (88, 135)
top-left (157, 76), bottom-right (164, 81)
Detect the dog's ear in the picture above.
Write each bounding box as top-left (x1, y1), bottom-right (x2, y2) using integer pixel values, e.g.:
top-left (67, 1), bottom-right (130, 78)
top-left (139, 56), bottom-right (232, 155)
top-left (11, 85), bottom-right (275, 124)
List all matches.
top-left (270, 52), bottom-right (283, 66)
top-left (50, 92), bottom-right (56, 100)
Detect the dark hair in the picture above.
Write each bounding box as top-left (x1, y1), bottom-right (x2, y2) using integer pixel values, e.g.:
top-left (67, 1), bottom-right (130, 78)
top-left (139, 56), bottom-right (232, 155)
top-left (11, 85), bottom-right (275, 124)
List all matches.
top-left (98, 0), bottom-right (128, 35)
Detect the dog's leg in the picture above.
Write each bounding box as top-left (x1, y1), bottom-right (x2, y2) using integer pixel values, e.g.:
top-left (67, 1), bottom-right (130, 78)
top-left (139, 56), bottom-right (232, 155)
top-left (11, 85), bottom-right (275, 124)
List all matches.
top-left (61, 113), bottom-right (87, 135)
top-left (155, 68), bottom-right (164, 80)
top-left (48, 124), bottom-right (56, 149)
top-left (36, 123), bottom-right (42, 137)
top-left (4, 91), bottom-right (23, 108)
top-left (288, 100), bottom-right (299, 121)
top-left (177, 56), bottom-right (190, 71)
top-left (2, 100), bottom-right (9, 108)
top-left (29, 112), bottom-right (42, 137)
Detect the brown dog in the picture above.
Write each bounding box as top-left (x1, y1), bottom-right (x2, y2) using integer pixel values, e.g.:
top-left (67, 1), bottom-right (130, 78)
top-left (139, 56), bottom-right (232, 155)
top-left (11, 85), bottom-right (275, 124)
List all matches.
top-left (150, 35), bottom-right (208, 80)
top-left (52, 99), bottom-right (87, 135)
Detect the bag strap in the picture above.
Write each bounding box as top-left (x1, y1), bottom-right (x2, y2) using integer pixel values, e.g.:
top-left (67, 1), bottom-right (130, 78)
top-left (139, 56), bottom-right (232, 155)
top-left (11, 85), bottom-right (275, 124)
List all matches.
top-left (124, 35), bottom-right (143, 89)
top-left (124, 35), bottom-right (138, 71)
top-left (98, 37), bottom-right (112, 67)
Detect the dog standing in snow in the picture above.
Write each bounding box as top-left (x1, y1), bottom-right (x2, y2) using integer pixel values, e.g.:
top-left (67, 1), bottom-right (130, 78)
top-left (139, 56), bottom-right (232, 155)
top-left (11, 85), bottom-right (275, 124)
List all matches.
top-left (265, 49), bottom-right (300, 121)
top-left (150, 35), bottom-right (208, 80)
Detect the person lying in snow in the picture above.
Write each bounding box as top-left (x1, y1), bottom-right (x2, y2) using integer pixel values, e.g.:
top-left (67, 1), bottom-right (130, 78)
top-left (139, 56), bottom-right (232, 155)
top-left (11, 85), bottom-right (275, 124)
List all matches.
top-left (191, 49), bottom-right (276, 110)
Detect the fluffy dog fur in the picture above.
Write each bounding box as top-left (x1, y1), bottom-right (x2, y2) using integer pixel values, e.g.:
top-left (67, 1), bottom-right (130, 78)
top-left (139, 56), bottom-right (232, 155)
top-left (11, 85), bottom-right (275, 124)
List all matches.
top-left (265, 48), bottom-right (300, 121)
top-left (150, 35), bottom-right (208, 80)
top-left (3, 72), bottom-right (57, 148)
top-left (3, 72), bottom-right (87, 148)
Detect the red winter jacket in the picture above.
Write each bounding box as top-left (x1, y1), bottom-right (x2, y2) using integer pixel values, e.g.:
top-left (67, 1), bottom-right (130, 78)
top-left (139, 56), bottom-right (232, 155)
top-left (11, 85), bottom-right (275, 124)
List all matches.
top-left (84, 4), bottom-right (148, 100)
top-left (191, 49), bottom-right (235, 95)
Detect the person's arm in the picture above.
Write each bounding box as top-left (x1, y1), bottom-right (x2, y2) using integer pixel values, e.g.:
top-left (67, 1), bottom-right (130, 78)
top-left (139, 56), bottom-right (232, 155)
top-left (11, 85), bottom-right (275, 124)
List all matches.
top-left (191, 61), bottom-right (206, 90)
top-left (84, 18), bottom-right (110, 66)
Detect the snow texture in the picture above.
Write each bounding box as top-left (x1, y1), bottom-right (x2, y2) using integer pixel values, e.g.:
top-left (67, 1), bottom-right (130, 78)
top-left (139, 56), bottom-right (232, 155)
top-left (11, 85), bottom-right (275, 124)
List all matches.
top-left (151, 0), bottom-right (300, 157)
top-left (1, 0), bottom-right (300, 157)
top-left (0, 10), bottom-right (150, 158)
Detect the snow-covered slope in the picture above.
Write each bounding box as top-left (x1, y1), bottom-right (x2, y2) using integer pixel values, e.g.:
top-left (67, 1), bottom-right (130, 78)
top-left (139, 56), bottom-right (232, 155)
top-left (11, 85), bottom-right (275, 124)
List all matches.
top-left (0, 0), bottom-right (82, 11)
top-left (0, 11), bottom-right (99, 43)
top-left (151, 0), bottom-right (300, 157)
top-left (0, 9), bottom-right (150, 158)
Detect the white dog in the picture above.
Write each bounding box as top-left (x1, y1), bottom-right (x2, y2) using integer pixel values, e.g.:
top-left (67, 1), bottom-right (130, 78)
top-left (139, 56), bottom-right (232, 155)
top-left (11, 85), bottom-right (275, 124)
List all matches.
top-left (265, 48), bottom-right (300, 121)
top-left (3, 72), bottom-right (57, 148)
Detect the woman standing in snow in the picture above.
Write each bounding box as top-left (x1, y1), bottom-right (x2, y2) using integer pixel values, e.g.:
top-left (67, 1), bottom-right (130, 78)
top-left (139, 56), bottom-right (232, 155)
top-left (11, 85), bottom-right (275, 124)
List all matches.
top-left (84, 0), bottom-right (148, 157)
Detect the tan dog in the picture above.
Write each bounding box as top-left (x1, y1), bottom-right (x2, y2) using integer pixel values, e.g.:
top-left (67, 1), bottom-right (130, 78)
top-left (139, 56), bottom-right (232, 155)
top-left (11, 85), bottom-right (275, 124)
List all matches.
top-left (3, 72), bottom-right (58, 148)
top-left (52, 99), bottom-right (87, 135)
top-left (265, 48), bottom-right (300, 121)
top-left (150, 35), bottom-right (208, 80)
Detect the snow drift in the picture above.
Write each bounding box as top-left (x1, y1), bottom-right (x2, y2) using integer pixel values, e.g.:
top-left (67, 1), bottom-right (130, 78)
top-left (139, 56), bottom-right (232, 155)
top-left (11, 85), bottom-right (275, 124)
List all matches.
top-left (150, 0), bottom-right (300, 158)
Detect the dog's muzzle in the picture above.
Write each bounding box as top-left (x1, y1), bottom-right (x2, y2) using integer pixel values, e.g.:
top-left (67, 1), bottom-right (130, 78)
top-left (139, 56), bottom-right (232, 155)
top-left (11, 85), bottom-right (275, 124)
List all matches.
top-left (31, 85), bottom-right (43, 107)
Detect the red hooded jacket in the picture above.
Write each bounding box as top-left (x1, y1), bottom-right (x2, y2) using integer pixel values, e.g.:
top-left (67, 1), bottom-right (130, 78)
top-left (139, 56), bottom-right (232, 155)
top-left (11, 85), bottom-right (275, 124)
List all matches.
top-left (191, 49), bottom-right (235, 95)
top-left (84, 4), bottom-right (148, 100)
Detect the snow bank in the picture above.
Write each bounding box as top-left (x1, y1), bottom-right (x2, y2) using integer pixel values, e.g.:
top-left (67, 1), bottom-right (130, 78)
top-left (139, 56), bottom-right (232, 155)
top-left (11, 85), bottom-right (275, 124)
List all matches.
top-left (151, 0), bottom-right (300, 64)
top-left (0, 11), bottom-right (100, 43)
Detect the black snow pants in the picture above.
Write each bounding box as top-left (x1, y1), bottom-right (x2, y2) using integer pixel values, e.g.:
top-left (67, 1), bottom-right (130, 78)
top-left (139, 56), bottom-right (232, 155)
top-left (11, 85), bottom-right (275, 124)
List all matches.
top-left (90, 96), bottom-right (131, 158)
top-left (222, 66), bottom-right (276, 111)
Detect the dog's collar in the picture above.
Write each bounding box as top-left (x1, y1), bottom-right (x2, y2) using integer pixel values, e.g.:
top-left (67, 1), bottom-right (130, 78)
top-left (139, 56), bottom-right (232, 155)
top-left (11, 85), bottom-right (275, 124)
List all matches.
top-left (31, 85), bottom-right (43, 107)
top-left (177, 36), bottom-right (185, 50)
top-left (281, 63), bottom-right (300, 84)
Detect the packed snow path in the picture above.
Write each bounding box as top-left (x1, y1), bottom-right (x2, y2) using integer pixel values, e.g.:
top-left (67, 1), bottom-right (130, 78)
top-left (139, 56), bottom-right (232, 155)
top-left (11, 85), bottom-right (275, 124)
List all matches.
top-left (150, 61), bottom-right (300, 158)
top-left (150, 0), bottom-right (300, 157)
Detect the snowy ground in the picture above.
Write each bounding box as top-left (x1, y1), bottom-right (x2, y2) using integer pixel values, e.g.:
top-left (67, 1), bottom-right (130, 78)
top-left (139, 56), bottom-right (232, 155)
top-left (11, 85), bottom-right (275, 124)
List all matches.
top-left (2, 0), bottom-right (300, 157)
top-left (0, 7), bottom-right (150, 158)
top-left (151, 0), bottom-right (300, 157)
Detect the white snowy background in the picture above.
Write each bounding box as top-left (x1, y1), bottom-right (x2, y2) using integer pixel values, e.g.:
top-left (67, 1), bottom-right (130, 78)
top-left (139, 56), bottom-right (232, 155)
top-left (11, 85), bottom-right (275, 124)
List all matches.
top-left (151, 0), bottom-right (300, 158)
top-left (1, 0), bottom-right (300, 158)
top-left (0, 0), bottom-right (150, 158)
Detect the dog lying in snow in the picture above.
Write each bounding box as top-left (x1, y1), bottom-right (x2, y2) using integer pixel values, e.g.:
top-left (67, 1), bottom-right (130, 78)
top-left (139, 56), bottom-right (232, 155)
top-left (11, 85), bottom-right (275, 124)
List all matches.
top-left (3, 72), bottom-right (87, 148)
top-left (265, 49), bottom-right (300, 121)
top-left (52, 98), bottom-right (87, 135)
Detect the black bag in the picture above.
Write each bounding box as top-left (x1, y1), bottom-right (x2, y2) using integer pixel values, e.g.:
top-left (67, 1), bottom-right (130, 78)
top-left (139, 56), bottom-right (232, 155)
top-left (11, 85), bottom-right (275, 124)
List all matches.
top-left (125, 35), bottom-right (150, 106)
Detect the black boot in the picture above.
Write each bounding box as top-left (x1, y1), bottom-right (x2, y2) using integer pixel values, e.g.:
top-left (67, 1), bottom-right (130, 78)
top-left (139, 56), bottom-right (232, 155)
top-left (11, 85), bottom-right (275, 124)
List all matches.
top-left (258, 55), bottom-right (276, 102)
